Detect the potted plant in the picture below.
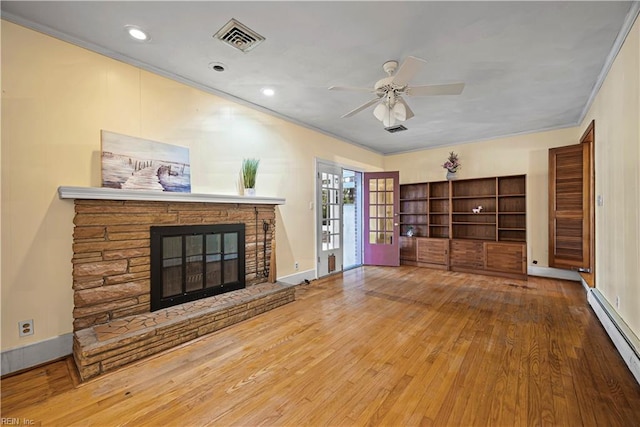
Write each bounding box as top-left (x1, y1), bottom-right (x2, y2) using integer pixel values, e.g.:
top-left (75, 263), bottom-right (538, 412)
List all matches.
top-left (442, 151), bottom-right (461, 180)
top-left (241, 158), bottom-right (260, 196)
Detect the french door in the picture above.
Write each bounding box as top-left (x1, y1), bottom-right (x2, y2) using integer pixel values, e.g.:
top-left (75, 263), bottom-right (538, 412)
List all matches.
top-left (317, 161), bottom-right (344, 277)
top-left (364, 171), bottom-right (400, 266)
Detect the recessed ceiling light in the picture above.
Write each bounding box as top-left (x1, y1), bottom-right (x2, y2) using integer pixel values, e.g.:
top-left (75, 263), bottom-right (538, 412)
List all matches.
top-left (261, 88), bottom-right (275, 97)
top-left (208, 62), bottom-right (226, 72)
top-left (125, 25), bottom-right (150, 41)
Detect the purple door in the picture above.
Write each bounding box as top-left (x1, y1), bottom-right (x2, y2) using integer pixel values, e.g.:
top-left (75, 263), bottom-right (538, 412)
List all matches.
top-left (364, 171), bottom-right (400, 266)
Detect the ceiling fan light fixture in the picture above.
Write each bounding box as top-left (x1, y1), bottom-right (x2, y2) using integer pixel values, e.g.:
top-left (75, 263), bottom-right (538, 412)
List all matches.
top-left (393, 102), bottom-right (406, 121)
top-left (373, 103), bottom-right (387, 122)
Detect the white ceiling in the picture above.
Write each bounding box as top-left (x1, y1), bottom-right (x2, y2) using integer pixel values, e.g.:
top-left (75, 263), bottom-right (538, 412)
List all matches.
top-left (2, 1), bottom-right (637, 154)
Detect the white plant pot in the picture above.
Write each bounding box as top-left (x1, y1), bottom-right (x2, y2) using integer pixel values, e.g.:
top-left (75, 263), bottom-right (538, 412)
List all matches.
top-left (244, 188), bottom-right (256, 197)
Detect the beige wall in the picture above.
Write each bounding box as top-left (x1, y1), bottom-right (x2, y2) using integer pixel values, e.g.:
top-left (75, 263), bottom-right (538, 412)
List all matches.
top-left (384, 127), bottom-right (580, 268)
top-left (0, 21), bottom-right (383, 351)
top-left (581, 17), bottom-right (639, 336)
top-left (3, 15), bottom-right (639, 354)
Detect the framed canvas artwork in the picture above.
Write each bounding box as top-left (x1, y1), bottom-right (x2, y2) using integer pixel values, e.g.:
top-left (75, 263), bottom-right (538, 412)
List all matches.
top-left (101, 131), bottom-right (191, 192)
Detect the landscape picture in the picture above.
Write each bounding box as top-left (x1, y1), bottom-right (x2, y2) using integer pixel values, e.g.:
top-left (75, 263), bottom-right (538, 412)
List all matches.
top-left (101, 131), bottom-right (191, 192)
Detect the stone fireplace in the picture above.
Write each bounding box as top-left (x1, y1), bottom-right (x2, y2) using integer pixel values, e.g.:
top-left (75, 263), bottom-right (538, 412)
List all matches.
top-left (59, 187), bottom-right (293, 380)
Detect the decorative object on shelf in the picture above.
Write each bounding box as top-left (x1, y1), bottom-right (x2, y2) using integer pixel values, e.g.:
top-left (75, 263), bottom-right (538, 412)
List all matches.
top-left (406, 225), bottom-right (415, 237)
top-left (472, 206), bottom-right (483, 214)
top-left (442, 151), bottom-right (461, 180)
top-left (241, 158), bottom-right (260, 196)
top-left (101, 130), bottom-right (191, 192)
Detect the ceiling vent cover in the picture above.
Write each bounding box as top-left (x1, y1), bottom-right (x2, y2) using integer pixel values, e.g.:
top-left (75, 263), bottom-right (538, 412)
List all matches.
top-left (214, 19), bottom-right (265, 52)
top-left (385, 124), bottom-right (408, 133)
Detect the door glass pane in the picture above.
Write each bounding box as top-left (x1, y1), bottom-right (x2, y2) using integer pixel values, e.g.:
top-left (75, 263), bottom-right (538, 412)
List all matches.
top-left (369, 232), bottom-right (377, 244)
top-left (370, 219), bottom-right (377, 231)
top-left (377, 179), bottom-right (386, 191)
top-left (386, 178), bottom-right (394, 189)
top-left (369, 179), bottom-right (377, 191)
top-left (369, 205), bottom-right (377, 217)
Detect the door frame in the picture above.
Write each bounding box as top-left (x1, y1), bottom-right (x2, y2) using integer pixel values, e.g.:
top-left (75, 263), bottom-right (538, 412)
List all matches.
top-left (314, 158), bottom-right (365, 278)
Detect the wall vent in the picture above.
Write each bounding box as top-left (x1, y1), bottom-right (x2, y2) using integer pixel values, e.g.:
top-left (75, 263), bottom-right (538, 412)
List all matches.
top-left (385, 124), bottom-right (408, 133)
top-left (214, 19), bottom-right (265, 53)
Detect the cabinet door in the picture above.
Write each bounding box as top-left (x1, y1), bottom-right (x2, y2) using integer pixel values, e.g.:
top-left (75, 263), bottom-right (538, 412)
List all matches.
top-left (450, 240), bottom-right (484, 268)
top-left (399, 236), bottom-right (417, 261)
top-left (485, 242), bottom-right (526, 275)
top-left (416, 238), bottom-right (449, 266)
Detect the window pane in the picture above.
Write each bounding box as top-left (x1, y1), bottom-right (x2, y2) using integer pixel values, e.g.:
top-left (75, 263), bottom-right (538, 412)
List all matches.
top-left (369, 179), bottom-right (377, 191)
top-left (370, 219), bottom-right (377, 231)
top-left (377, 192), bottom-right (385, 204)
top-left (369, 205), bottom-right (377, 218)
top-left (386, 219), bottom-right (394, 231)
top-left (378, 206), bottom-right (386, 218)
top-left (377, 179), bottom-right (386, 191)
top-left (369, 232), bottom-right (377, 244)
top-left (385, 205), bottom-right (394, 217)
top-left (386, 191), bottom-right (393, 204)
top-left (386, 178), bottom-right (394, 189)
top-left (369, 191), bottom-right (376, 204)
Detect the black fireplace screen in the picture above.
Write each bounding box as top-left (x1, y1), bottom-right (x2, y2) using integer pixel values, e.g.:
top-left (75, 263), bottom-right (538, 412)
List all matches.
top-left (150, 224), bottom-right (245, 311)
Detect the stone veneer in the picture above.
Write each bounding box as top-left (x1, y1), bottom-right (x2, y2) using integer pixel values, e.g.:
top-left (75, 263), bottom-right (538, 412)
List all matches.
top-left (71, 199), bottom-right (277, 331)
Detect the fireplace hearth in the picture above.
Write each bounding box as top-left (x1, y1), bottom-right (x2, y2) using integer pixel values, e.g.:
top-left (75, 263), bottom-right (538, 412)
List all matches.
top-left (150, 224), bottom-right (245, 310)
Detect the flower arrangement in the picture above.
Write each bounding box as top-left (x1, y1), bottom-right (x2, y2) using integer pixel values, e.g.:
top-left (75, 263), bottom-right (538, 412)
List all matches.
top-left (442, 151), bottom-right (461, 173)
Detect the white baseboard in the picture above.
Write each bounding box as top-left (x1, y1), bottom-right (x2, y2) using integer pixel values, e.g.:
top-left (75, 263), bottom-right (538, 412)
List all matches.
top-left (588, 288), bottom-right (640, 385)
top-left (527, 265), bottom-right (581, 281)
top-left (278, 269), bottom-right (316, 285)
top-left (1, 333), bottom-right (73, 376)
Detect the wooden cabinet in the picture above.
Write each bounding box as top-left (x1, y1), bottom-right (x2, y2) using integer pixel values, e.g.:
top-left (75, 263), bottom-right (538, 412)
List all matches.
top-left (450, 240), bottom-right (484, 269)
top-left (399, 174), bottom-right (527, 279)
top-left (399, 236), bottom-right (417, 262)
top-left (485, 242), bottom-right (527, 276)
top-left (416, 238), bottom-right (449, 269)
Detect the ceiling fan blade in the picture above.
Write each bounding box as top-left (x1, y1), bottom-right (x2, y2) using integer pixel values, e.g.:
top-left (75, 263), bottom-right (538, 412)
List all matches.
top-left (341, 98), bottom-right (381, 118)
top-left (407, 83), bottom-right (465, 96)
top-left (391, 56), bottom-right (427, 87)
top-left (396, 97), bottom-right (414, 120)
top-left (329, 85), bottom-right (374, 93)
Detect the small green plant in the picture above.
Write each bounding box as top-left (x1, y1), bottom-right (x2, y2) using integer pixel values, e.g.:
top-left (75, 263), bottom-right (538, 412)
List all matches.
top-left (241, 158), bottom-right (260, 189)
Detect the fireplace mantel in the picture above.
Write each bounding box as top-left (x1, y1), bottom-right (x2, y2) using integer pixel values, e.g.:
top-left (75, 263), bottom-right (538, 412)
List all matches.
top-left (58, 186), bottom-right (286, 205)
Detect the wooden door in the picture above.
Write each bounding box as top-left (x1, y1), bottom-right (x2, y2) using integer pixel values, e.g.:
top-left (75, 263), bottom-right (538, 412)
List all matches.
top-left (549, 143), bottom-right (590, 270)
top-left (485, 242), bottom-right (527, 276)
top-left (416, 238), bottom-right (449, 266)
top-left (364, 172), bottom-right (399, 266)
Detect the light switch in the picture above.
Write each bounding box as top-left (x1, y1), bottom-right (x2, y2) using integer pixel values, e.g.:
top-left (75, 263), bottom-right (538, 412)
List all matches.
top-left (597, 195), bottom-right (604, 206)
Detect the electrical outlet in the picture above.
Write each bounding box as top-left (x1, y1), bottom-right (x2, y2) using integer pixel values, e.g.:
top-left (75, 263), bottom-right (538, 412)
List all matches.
top-left (19, 319), bottom-right (34, 337)
top-left (295, 262), bottom-right (299, 271)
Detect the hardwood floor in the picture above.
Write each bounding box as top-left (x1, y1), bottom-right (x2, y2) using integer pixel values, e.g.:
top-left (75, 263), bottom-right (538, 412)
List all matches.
top-left (2, 266), bottom-right (639, 426)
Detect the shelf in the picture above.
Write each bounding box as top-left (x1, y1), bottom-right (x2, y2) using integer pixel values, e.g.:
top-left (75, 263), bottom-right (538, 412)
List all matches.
top-left (498, 194), bottom-right (526, 198)
top-left (451, 195), bottom-right (496, 199)
top-left (429, 224), bottom-right (449, 228)
top-left (401, 222), bottom-right (428, 226)
top-left (452, 212), bottom-right (496, 215)
top-left (498, 227), bottom-right (526, 231)
top-left (428, 196), bottom-right (449, 200)
top-left (400, 198), bottom-right (428, 201)
top-left (498, 212), bottom-right (526, 215)
top-left (453, 222), bottom-right (496, 226)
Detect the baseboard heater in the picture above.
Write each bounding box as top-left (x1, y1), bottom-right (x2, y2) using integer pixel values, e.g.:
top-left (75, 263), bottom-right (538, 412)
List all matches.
top-left (587, 287), bottom-right (640, 385)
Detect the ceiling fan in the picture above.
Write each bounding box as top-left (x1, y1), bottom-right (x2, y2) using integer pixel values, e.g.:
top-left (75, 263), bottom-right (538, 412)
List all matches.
top-left (329, 56), bottom-right (465, 128)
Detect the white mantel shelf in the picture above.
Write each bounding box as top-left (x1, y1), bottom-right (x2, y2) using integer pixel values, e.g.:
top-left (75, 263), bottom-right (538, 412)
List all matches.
top-left (58, 186), bottom-right (286, 205)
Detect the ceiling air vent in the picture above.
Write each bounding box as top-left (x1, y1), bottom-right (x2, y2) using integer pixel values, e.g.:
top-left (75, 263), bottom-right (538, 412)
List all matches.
top-left (385, 124), bottom-right (408, 133)
top-left (214, 19), bottom-right (265, 53)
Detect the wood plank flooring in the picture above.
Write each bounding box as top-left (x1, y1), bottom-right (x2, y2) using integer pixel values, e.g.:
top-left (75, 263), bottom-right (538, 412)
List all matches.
top-left (2, 266), bottom-right (640, 426)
